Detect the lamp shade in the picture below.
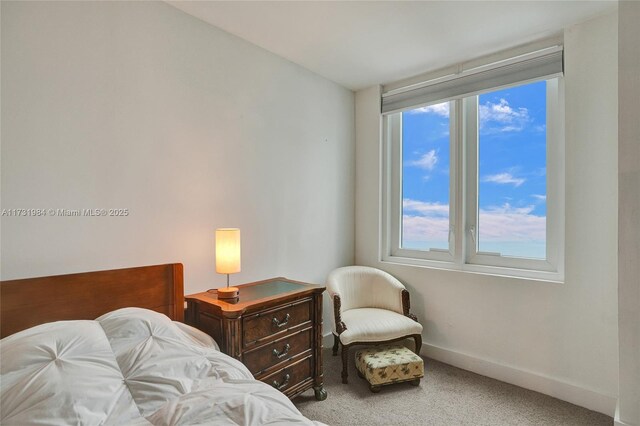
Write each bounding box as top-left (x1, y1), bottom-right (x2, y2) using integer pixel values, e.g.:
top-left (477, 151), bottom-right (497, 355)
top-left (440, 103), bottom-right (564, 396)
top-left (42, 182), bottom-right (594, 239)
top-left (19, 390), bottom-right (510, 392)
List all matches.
top-left (215, 228), bottom-right (241, 274)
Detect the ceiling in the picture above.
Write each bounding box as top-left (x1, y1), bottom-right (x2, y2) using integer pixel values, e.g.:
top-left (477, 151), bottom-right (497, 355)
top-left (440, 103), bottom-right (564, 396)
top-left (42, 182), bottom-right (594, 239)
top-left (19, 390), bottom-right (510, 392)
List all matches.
top-left (167, 1), bottom-right (616, 91)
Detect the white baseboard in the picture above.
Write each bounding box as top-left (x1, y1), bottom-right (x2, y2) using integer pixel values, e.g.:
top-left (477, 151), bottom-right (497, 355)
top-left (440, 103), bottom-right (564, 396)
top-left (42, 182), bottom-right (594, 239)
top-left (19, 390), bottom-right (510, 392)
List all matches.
top-left (420, 342), bottom-right (617, 417)
top-left (614, 401), bottom-right (637, 426)
top-left (615, 414), bottom-right (634, 426)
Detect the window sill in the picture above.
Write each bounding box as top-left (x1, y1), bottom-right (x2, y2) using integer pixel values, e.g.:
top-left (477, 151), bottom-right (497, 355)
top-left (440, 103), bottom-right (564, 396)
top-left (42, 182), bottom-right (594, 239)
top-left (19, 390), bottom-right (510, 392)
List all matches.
top-left (380, 254), bottom-right (564, 283)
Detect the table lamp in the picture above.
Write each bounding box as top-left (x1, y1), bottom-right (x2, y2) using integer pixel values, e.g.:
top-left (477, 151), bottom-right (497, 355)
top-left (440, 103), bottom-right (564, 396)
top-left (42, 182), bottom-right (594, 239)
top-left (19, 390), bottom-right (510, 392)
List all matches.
top-left (215, 228), bottom-right (241, 299)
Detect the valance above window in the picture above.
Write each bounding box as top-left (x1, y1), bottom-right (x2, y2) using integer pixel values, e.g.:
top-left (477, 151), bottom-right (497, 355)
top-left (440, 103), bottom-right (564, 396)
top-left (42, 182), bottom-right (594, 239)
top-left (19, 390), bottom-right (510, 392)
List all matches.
top-left (381, 46), bottom-right (563, 114)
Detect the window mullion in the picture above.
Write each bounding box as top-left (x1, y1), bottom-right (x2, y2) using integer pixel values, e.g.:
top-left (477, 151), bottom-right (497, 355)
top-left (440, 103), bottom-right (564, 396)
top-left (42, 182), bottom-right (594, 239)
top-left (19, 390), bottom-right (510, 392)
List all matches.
top-left (452, 99), bottom-right (464, 266)
top-left (463, 96), bottom-right (479, 264)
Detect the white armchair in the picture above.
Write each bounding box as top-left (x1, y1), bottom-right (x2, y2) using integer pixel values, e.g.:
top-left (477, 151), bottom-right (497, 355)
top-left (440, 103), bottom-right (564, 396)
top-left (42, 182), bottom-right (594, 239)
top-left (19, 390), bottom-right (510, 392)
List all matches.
top-left (326, 266), bottom-right (423, 384)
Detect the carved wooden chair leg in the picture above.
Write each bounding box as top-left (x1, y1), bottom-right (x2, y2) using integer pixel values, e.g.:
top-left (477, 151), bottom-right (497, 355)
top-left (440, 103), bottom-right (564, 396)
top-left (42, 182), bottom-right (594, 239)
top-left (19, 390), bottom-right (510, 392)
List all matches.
top-left (341, 344), bottom-right (349, 384)
top-left (413, 334), bottom-right (422, 355)
top-left (332, 333), bottom-right (340, 356)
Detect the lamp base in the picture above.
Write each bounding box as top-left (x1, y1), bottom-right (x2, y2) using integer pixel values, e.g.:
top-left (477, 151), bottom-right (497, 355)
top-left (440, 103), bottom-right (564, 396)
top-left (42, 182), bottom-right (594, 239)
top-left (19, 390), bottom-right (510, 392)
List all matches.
top-left (217, 286), bottom-right (239, 300)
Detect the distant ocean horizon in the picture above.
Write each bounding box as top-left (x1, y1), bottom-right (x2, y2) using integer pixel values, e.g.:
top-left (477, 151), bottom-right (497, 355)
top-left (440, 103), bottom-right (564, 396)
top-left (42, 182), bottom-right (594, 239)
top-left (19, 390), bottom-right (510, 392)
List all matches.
top-left (402, 240), bottom-right (546, 259)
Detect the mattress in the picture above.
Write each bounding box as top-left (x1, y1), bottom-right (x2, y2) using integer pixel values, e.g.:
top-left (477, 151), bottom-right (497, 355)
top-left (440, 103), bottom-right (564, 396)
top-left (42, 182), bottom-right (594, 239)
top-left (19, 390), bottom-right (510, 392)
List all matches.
top-left (0, 307), bottom-right (324, 425)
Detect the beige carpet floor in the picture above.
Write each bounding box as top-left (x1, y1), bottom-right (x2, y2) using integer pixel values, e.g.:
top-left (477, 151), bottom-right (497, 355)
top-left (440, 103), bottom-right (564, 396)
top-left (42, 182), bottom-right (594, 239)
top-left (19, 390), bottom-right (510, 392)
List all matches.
top-left (294, 349), bottom-right (612, 426)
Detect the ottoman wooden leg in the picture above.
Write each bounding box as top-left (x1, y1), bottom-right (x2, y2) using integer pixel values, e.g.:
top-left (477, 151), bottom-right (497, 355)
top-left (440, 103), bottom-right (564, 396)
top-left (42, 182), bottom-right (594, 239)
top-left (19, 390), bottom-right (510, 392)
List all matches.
top-left (410, 379), bottom-right (420, 386)
top-left (370, 385), bottom-right (381, 393)
top-left (332, 334), bottom-right (340, 356)
top-left (341, 345), bottom-right (349, 384)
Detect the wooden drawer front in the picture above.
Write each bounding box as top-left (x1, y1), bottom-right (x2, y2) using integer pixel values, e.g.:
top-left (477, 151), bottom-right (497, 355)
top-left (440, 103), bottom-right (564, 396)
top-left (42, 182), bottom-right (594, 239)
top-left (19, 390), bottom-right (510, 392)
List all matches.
top-left (243, 299), bottom-right (311, 347)
top-left (244, 328), bottom-right (312, 375)
top-left (260, 355), bottom-right (313, 394)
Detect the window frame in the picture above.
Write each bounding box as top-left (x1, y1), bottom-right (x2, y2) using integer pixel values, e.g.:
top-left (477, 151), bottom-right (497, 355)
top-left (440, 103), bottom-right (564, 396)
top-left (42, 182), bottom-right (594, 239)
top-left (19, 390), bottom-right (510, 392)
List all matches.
top-left (381, 77), bottom-right (565, 282)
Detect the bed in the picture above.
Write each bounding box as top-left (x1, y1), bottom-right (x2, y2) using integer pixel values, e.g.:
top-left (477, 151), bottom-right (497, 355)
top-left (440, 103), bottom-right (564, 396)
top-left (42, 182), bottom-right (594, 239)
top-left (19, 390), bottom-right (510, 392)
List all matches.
top-left (0, 264), bottom-right (324, 425)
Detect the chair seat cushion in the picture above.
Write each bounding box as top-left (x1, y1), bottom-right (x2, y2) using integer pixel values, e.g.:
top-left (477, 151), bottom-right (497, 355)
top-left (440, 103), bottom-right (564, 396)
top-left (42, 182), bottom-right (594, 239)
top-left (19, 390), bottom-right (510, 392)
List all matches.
top-left (338, 308), bottom-right (423, 345)
top-left (355, 345), bottom-right (424, 386)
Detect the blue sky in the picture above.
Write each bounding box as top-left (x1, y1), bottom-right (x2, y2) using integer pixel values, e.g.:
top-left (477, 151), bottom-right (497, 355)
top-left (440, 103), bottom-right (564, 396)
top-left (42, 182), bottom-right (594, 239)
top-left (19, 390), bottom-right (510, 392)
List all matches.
top-left (401, 80), bottom-right (547, 259)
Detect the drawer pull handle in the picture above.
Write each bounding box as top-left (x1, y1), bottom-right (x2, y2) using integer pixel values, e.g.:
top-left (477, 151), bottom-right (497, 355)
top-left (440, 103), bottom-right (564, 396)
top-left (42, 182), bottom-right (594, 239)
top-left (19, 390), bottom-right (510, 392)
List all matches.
top-left (273, 343), bottom-right (291, 359)
top-left (272, 373), bottom-right (290, 390)
top-left (272, 313), bottom-right (290, 328)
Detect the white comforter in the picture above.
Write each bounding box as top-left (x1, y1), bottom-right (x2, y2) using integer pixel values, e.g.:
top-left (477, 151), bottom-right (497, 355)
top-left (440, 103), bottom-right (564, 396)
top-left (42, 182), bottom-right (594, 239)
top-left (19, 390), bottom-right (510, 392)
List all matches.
top-left (0, 308), bottom-right (323, 426)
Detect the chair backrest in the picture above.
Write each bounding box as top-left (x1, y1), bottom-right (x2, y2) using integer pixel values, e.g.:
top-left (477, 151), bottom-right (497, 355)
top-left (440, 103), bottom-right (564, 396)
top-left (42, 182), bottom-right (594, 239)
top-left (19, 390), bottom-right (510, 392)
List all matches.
top-left (326, 266), bottom-right (405, 313)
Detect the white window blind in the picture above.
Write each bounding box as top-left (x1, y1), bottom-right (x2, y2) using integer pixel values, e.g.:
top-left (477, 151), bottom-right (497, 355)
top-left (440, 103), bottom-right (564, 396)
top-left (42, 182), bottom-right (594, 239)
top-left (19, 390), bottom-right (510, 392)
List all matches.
top-left (382, 46), bottom-right (563, 114)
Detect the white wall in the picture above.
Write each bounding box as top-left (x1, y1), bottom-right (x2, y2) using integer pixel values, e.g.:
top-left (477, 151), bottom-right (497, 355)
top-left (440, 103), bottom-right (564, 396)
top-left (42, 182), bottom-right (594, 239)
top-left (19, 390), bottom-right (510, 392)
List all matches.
top-left (355, 12), bottom-right (618, 415)
top-left (0, 0), bottom-right (355, 313)
top-left (617, 1), bottom-right (640, 425)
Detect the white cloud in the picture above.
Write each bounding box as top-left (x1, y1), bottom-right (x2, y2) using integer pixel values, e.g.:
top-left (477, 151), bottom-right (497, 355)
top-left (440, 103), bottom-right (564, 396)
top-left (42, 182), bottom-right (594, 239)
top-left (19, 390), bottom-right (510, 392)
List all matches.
top-left (479, 98), bottom-right (530, 132)
top-left (403, 199), bottom-right (449, 217)
top-left (409, 150), bottom-right (438, 171)
top-left (482, 172), bottom-right (525, 187)
top-left (483, 203), bottom-right (535, 215)
top-left (402, 199), bottom-right (545, 243)
top-left (409, 102), bottom-right (450, 117)
top-left (531, 194), bottom-right (547, 202)
top-left (402, 215), bottom-right (450, 242)
top-left (477, 203), bottom-right (545, 241)
top-left (402, 199), bottom-right (450, 242)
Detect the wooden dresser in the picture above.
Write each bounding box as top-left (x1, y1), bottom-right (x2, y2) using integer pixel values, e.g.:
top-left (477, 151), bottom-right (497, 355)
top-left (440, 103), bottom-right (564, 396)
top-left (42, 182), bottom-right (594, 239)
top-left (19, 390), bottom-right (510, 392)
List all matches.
top-left (185, 278), bottom-right (326, 401)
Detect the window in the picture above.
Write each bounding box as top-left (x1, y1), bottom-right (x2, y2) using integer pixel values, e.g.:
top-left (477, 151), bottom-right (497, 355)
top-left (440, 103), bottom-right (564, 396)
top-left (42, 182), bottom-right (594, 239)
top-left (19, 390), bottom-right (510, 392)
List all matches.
top-left (382, 46), bottom-right (564, 281)
top-left (395, 101), bottom-right (453, 259)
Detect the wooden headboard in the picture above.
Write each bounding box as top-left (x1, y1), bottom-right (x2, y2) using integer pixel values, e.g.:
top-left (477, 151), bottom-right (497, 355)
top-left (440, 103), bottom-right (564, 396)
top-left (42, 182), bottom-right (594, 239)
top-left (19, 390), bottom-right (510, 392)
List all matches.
top-left (0, 263), bottom-right (184, 338)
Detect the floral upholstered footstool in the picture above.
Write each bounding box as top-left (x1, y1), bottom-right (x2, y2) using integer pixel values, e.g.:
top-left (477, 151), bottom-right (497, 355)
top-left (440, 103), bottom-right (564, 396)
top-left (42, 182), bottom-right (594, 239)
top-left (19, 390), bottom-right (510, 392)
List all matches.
top-left (355, 345), bottom-right (424, 393)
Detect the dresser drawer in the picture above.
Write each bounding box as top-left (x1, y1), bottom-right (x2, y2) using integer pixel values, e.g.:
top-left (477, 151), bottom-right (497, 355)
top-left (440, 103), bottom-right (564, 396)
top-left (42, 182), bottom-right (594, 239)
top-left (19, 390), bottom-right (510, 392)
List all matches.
top-left (244, 327), bottom-right (312, 375)
top-left (243, 299), bottom-right (311, 347)
top-left (260, 355), bottom-right (313, 394)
